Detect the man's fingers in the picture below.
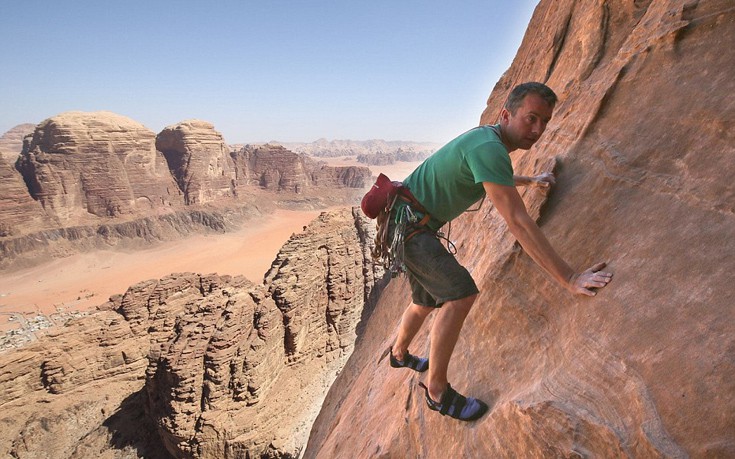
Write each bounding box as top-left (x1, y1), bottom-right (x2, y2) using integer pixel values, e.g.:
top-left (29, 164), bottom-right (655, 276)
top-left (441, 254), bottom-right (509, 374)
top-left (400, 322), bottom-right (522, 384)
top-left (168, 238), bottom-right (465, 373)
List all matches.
top-left (534, 173), bottom-right (555, 189)
top-left (574, 264), bottom-right (613, 296)
top-left (589, 262), bottom-right (607, 272)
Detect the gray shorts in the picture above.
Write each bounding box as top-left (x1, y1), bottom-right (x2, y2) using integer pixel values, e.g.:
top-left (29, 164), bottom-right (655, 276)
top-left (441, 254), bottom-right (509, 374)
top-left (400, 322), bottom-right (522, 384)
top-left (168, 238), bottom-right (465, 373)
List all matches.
top-left (401, 229), bottom-right (479, 308)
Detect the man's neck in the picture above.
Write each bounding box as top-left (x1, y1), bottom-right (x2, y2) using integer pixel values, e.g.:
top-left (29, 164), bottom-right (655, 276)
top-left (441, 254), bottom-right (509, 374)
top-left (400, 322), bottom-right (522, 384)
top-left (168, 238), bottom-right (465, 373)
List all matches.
top-left (497, 124), bottom-right (516, 153)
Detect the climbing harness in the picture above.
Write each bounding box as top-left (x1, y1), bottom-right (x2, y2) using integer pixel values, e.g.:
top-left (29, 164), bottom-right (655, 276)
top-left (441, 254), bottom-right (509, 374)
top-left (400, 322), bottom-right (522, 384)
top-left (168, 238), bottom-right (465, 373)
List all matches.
top-left (384, 197), bottom-right (457, 277)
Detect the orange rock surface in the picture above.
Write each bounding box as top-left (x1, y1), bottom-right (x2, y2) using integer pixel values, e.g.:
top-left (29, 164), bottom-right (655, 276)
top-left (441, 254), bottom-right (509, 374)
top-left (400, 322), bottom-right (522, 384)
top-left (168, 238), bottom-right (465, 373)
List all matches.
top-left (305, 0), bottom-right (735, 457)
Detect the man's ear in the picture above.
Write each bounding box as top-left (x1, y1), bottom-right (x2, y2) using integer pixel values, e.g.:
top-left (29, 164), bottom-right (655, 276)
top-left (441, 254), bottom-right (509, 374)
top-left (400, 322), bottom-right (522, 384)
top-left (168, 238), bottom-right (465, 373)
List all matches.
top-left (499, 107), bottom-right (510, 123)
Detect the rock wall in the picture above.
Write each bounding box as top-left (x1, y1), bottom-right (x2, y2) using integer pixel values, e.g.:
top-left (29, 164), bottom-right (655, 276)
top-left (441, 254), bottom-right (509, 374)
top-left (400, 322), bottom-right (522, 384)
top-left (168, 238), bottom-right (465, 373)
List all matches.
top-left (0, 156), bottom-right (51, 237)
top-left (156, 120), bottom-right (236, 205)
top-left (305, 1), bottom-right (735, 458)
top-left (15, 111), bottom-right (181, 223)
top-left (231, 144), bottom-right (371, 192)
top-left (0, 208), bottom-right (385, 458)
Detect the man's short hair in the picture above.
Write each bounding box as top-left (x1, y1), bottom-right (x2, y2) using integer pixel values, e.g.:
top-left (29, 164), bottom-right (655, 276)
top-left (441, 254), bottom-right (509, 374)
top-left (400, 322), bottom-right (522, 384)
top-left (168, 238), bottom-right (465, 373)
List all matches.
top-left (504, 82), bottom-right (558, 114)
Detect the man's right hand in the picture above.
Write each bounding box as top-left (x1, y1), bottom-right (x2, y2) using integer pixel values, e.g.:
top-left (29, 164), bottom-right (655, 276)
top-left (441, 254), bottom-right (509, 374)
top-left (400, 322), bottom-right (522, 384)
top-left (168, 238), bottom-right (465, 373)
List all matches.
top-left (569, 262), bottom-right (613, 296)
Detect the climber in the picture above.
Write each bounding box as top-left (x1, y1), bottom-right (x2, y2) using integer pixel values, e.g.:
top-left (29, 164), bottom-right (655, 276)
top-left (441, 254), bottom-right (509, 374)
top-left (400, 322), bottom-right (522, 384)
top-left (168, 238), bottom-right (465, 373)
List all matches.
top-left (387, 82), bottom-right (613, 421)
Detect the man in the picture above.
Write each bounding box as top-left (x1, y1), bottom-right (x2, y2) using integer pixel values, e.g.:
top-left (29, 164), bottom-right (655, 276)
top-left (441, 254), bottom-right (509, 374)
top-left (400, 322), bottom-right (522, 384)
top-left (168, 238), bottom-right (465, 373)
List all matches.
top-left (388, 82), bottom-right (613, 421)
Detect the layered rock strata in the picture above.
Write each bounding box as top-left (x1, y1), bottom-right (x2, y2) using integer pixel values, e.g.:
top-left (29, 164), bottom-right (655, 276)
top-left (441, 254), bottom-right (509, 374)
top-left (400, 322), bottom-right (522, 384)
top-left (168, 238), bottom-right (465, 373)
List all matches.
top-left (0, 123), bottom-right (35, 162)
top-left (0, 156), bottom-right (51, 237)
top-left (231, 144), bottom-right (370, 192)
top-left (305, 0), bottom-right (735, 457)
top-left (16, 111), bottom-right (181, 223)
top-left (156, 120), bottom-right (236, 205)
top-left (0, 208), bottom-right (383, 458)
top-left (0, 205), bottom-right (265, 271)
top-left (1, 116), bottom-right (371, 270)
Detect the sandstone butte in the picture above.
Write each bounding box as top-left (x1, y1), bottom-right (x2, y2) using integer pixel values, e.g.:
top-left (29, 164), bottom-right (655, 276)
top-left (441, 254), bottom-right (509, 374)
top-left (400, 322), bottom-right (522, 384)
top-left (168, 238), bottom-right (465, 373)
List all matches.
top-left (0, 113), bottom-right (371, 269)
top-left (1, 0), bottom-right (733, 457)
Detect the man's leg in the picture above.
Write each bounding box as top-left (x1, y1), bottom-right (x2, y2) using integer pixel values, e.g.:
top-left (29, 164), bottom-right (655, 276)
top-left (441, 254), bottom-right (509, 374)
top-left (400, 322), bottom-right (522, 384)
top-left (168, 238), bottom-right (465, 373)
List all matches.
top-left (426, 293), bottom-right (478, 402)
top-left (392, 302), bottom-right (433, 361)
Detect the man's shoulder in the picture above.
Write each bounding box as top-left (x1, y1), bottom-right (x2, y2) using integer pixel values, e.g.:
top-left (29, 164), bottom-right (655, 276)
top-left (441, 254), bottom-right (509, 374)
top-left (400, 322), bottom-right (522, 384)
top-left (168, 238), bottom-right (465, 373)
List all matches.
top-left (456, 125), bottom-right (506, 151)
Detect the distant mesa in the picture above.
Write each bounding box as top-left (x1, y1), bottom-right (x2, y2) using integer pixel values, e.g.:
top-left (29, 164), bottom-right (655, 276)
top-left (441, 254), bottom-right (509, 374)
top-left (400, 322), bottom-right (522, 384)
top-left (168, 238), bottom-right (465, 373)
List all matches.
top-left (156, 119), bottom-right (235, 205)
top-left (232, 143), bottom-right (370, 192)
top-left (275, 138), bottom-right (440, 161)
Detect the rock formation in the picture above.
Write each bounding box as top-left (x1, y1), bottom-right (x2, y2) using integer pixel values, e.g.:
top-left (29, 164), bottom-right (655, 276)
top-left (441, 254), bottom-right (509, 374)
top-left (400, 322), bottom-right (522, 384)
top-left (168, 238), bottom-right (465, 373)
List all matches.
top-left (0, 206), bottom-right (260, 271)
top-left (15, 111), bottom-right (181, 223)
top-left (1, 114), bottom-right (372, 270)
top-left (0, 155), bottom-right (50, 237)
top-left (0, 123), bottom-right (35, 162)
top-left (156, 120), bottom-right (236, 205)
top-left (305, 0), bottom-right (735, 458)
top-left (231, 143), bottom-right (371, 192)
top-left (0, 208), bottom-right (384, 458)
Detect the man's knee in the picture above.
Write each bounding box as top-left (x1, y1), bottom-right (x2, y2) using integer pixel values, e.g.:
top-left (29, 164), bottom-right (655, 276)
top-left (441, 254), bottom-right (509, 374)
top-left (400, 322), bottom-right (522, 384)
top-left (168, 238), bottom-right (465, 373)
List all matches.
top-left (409, 302), bottom-right (434, 318)
top-left (445, 293), bottom-right (478, 312)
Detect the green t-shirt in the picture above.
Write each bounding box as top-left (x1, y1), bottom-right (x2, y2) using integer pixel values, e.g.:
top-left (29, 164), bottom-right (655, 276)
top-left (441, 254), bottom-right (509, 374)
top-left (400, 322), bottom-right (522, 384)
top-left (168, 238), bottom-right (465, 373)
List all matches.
top-left (402, 124), bottom-right (513, 229)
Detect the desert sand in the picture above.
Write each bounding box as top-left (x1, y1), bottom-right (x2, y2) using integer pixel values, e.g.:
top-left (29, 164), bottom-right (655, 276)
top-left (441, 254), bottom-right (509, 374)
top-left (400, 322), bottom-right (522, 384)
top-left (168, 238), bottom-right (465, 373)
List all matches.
top-left (0, 160), bottom-right (422, 333)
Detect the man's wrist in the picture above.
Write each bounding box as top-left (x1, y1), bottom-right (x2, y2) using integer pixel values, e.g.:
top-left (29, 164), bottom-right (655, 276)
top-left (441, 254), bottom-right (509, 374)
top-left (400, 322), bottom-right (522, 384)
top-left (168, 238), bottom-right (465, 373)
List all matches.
top-left (513, 175), bottom-right (533, 186)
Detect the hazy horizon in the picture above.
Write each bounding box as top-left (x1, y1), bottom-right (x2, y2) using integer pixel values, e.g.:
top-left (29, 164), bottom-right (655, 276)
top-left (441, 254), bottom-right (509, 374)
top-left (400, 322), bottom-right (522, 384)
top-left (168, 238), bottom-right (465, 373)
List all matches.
top-left (0, 1), bottom-right (538, 144)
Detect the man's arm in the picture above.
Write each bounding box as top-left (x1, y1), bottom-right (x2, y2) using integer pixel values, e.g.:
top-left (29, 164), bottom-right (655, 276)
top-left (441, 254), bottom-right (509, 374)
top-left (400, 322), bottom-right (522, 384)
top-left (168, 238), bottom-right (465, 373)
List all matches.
top-left (483, 181), bottom-right (612, 296)
top-left (513, 172), bottom-right (555, 188)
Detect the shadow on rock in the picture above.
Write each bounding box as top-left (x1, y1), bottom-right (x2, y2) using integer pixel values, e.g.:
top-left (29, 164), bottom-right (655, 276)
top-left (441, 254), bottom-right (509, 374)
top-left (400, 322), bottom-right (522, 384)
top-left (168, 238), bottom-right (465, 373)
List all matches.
top-left (103, 388), bottom-right (174, 458)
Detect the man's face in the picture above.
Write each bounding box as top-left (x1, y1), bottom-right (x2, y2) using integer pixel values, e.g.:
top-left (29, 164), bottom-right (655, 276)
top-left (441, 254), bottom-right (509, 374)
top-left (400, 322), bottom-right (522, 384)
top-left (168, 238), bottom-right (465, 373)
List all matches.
top-left (500, 93), bottom-right (554, 151)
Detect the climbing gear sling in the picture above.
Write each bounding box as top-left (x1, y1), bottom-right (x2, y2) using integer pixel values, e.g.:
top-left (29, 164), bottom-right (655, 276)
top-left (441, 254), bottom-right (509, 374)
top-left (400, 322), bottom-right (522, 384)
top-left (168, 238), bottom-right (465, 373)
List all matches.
top-left (361, 173), bottom-right (458, 277)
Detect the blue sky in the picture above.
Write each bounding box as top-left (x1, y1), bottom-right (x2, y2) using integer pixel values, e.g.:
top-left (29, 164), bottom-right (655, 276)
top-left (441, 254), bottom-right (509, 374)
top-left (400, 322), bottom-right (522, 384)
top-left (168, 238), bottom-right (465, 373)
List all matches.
top-left (0, 1), bottom-right (537, 143)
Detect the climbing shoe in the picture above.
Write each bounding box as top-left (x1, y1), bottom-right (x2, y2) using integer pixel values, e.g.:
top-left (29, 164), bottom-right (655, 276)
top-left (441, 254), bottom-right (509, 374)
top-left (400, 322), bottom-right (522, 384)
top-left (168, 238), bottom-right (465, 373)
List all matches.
top-left (418, 382), bottom-right (488, 421)
top-left (389, 346), bottom-right (429, 373)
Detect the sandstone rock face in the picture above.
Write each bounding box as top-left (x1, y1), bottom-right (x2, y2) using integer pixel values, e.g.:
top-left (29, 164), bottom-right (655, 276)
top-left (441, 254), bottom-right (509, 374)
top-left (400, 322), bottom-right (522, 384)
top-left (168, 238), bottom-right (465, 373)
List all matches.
top-left (232, 144), bottom-right (371, 192)
top-left (0, 156), bottom-right (50, 237)
top-left (233, 144), bottom-right (311, 192)
top-left (0, 308), bottom-right (164, 458)
top-left (0, 123), bottom-right (35, 162)
top-left (145, 209), bottom-right (382, 458)
top-left (15, 111), bottom-right (181, 223)
top-left (156, 120), bottom-right (236, 205)
top-left (305, 1), bottom-right (735, 458)
top-left (0, 208), bottom-right (383, 458)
